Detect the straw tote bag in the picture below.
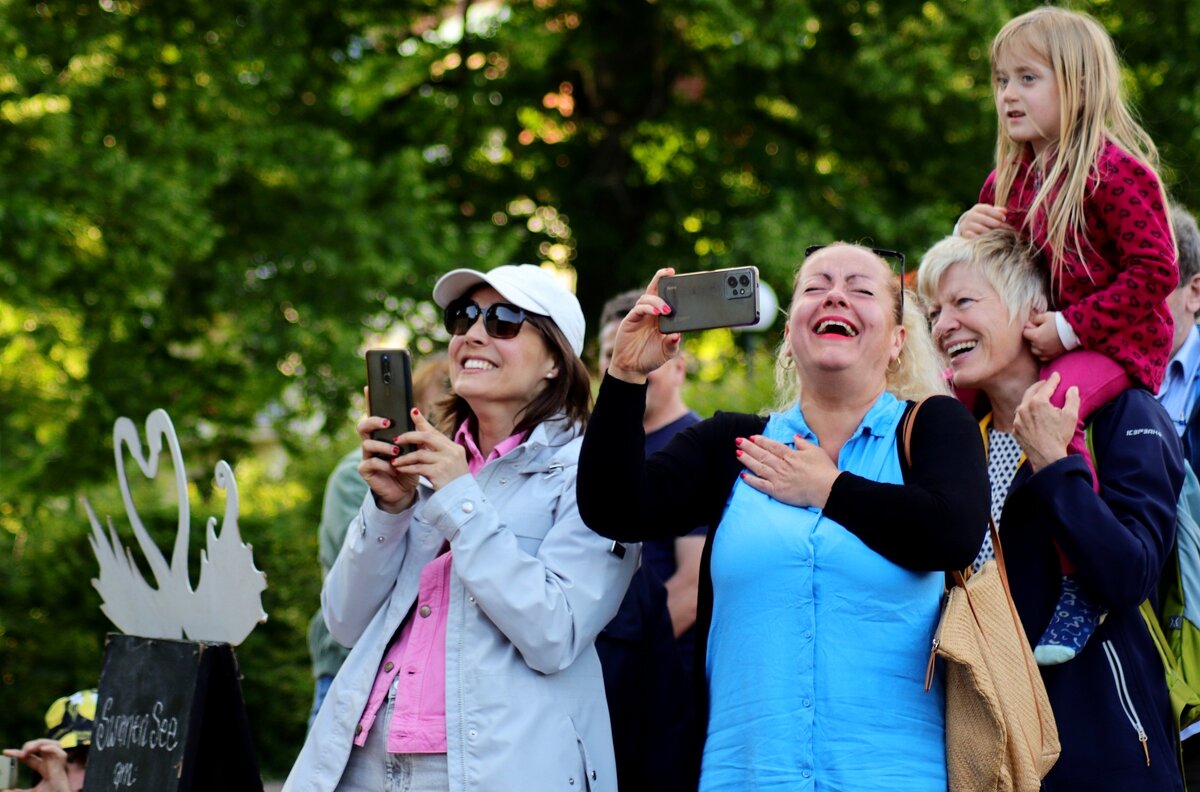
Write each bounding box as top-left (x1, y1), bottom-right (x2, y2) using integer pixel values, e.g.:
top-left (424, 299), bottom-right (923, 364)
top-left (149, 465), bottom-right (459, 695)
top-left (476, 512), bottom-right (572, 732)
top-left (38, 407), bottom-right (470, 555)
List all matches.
top-left (901, 402), bottom-right (1060, 791)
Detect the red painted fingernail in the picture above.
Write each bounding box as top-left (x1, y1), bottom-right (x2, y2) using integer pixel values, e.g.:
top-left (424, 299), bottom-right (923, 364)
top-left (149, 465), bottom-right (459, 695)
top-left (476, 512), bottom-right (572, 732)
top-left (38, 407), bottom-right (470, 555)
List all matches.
top-left (393, 435), bottom-right (402, 444)
top-left (411, 408), bottom-right (419, 416)
top-left (734, 437), bottom-right (743, 446)
top-left (392, 446), bottom-right (401, 456)
top-left (736, 449), bottom-right (743, 457)
top-left (382, 419), bottom-right (390, 428)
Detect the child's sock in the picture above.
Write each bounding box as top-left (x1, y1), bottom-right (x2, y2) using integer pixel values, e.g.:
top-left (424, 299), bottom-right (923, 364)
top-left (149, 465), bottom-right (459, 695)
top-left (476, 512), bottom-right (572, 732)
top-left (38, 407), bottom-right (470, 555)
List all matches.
top-left (1033, 574), bottom-right (1105, 665)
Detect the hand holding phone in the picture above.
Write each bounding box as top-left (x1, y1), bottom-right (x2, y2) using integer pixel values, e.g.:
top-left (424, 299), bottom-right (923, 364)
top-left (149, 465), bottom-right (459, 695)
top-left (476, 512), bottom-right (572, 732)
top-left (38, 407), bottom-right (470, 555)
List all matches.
top-left (657, 266), bottom-right (760, 333)
top-left (0, 742), bottom-right (68, 791)
top-left (366, 349), bottom-right (415, 458)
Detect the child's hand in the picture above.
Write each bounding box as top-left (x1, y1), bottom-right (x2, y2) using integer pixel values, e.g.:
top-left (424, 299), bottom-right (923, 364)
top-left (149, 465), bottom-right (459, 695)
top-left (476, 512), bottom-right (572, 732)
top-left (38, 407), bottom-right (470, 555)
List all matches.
top-left (957, 204), bottom-right (1011, 239)
top-left (1023, 312), bottom-right (1067, 360)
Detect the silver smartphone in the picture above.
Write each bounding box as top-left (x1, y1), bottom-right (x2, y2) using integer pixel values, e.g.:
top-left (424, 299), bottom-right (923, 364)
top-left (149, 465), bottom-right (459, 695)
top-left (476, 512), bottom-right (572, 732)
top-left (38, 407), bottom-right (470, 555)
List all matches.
top-left (0, 755), bottom-right (19, 788)
top-left (658, 266), bottom-right (760, 333)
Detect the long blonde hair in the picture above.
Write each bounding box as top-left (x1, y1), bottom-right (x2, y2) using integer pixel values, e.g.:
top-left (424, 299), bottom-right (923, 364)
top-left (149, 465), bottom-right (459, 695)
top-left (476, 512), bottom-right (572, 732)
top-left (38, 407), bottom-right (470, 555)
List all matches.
top-left (990, 7), bottom-right (1161, 284)
top-left (773, 245), bottom-right (949, 410)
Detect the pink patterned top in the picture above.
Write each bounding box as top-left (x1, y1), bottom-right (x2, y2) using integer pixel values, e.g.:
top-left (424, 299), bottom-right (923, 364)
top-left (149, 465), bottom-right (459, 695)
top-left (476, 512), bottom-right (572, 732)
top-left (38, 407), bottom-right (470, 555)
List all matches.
top-left (979, 141), bottom-right (1177, 390)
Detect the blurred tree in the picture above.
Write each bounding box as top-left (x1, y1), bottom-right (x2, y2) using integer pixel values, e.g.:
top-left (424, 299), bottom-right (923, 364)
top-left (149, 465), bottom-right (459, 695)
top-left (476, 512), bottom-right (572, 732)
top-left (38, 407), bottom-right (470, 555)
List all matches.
top-left (342, 0), bottom-right (1011, 320)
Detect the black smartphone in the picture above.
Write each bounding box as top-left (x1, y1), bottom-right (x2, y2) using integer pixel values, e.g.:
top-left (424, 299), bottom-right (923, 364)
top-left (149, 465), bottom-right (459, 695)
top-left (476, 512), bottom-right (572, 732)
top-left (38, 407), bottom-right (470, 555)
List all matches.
top-left (657, 266), bottom-right (761, 333)
top-left (366, 349), bottom-right (415, 457)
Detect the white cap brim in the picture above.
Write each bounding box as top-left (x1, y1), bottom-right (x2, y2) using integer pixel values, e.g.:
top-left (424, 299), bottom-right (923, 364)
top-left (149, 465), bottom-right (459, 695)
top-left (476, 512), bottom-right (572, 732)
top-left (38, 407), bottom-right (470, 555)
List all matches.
top-left (433, 264), bottom-right (585, 357)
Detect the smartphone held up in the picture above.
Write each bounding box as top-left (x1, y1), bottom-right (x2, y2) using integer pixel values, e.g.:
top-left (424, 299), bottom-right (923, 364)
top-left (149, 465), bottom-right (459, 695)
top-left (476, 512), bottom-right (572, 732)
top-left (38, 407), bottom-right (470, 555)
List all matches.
top-left (366, 349), bottom-right (415, 457)
top-left (657, 266), bottom-right (761, 333)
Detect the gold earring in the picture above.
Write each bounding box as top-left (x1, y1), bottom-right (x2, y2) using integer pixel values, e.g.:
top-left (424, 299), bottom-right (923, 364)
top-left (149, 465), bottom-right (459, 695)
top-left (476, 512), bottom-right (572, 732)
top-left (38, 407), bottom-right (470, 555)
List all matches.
top-left (886, 355), bottom-right (901, 374)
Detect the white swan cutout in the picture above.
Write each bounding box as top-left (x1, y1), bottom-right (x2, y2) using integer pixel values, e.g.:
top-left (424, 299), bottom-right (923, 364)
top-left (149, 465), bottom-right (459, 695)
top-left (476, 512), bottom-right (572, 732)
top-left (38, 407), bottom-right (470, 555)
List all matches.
top-left (83, 409), bottom-right (268, 645)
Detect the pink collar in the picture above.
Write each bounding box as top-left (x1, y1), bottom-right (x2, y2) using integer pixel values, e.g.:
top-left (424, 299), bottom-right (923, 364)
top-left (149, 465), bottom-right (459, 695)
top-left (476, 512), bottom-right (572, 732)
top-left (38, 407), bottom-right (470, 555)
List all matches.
top-left (454, 420), bottom-right (527, 475)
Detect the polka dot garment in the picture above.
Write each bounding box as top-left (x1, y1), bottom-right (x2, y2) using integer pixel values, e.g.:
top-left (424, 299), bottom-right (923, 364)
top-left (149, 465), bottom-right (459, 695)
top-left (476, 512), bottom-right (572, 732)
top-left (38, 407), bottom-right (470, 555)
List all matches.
top-left (975, 427), bottom-right (1023, 572)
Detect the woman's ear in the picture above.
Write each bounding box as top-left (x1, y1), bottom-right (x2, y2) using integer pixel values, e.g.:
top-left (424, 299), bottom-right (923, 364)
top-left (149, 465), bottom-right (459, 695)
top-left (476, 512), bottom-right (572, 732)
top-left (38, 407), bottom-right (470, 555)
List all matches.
top-left (1019, 301), bottom-right (1045, 326)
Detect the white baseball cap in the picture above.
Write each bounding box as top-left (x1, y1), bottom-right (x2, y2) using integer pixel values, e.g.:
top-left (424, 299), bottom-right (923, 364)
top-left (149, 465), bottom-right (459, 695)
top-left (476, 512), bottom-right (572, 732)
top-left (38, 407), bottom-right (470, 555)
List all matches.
top-left (433, 264), bottom-right (586, 357)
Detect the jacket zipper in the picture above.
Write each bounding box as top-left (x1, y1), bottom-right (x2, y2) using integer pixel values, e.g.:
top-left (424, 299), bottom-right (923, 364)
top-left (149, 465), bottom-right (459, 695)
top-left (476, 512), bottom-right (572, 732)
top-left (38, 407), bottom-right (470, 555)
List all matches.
top-left (1102, 639), bottom-right (1151, 766)
top-left (924, 636), bottom-right (940, 692)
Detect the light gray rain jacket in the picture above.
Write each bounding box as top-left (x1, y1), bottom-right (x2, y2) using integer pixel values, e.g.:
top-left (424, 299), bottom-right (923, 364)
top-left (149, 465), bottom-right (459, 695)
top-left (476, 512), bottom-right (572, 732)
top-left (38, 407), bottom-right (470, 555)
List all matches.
top-left (284, 417), bottom-right (639, 792)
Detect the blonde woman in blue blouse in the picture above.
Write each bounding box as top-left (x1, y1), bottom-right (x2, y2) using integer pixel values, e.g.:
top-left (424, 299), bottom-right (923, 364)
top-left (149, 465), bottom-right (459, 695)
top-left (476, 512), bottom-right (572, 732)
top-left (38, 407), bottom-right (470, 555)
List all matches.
top-left (578, 244), bottom-right (989, 790)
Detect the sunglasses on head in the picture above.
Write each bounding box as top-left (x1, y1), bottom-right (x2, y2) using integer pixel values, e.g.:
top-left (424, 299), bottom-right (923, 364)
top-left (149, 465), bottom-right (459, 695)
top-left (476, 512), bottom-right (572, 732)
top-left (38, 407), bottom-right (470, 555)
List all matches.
top-left (443, 297), bottom-right (530, 339)
top-left (804, 244), bottom-right (907, 314)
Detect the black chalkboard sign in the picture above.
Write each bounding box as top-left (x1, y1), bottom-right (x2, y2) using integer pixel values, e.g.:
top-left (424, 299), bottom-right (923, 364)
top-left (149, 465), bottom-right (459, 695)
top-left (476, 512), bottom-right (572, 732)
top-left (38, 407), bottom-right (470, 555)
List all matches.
top-left (83, 634), bottom-right (262, 792)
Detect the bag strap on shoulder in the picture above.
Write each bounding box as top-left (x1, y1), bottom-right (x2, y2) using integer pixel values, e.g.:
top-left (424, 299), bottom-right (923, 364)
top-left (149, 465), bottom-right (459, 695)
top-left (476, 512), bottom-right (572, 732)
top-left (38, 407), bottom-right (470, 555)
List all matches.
top-left (900, 398), bottom-right (1006, 583)
top-left (900, 399), bottom-right (922, 465)
top-left (907, 399), bottom-right (1011, 602)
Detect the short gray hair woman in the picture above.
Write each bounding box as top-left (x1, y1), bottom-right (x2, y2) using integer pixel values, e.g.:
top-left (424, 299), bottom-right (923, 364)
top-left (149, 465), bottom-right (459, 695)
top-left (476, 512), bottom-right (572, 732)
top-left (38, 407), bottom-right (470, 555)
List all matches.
top-left (919, 230), bottom-right (1185, 790)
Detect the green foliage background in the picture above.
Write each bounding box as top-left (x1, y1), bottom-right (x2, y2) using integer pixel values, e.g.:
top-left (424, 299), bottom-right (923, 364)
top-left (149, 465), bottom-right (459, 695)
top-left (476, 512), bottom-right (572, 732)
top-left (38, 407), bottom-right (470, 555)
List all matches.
top-left (3, 0), bottom-right (1200, 777)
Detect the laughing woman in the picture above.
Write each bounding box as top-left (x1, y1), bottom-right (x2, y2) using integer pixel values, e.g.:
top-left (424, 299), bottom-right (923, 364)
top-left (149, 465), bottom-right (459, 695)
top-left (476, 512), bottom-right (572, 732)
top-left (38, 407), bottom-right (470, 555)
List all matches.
top-left (285, 264), bottom-right (640, 792)
top-left (577, 245), bottom-right (989, 790)
top-left (919, 230), bottom-right (1183, 790)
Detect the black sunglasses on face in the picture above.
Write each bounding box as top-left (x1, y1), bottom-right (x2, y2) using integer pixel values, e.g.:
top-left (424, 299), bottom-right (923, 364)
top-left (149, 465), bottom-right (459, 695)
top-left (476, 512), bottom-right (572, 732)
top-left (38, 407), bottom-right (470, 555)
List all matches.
top-left (804, 244), bottom-right (907, 315)
top-left (444, 298), bottom-right (529, 339)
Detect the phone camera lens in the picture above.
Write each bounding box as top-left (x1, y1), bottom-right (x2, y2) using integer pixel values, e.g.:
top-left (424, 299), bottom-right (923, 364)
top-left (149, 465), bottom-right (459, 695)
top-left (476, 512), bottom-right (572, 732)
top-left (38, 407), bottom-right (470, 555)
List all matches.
top-left (739, 274), bottom-right (750, 286)
top-left (726, 276), bottom-right (737, 288)
top-left (383, 372), bottom-right (392, 384)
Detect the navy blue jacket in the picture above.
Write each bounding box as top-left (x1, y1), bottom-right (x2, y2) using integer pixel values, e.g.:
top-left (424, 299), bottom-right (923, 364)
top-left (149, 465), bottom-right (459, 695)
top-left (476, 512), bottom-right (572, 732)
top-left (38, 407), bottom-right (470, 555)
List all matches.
top-left (1000, 389), bottom-right (1185, 790)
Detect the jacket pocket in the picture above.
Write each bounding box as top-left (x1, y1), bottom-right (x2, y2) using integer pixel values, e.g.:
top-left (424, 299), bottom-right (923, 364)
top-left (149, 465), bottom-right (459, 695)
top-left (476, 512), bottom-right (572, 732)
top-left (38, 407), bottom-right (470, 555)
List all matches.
top-left (569, 716), bottom-right (598, 791)
top-left (1102, 639), bottom-right (1152, 766)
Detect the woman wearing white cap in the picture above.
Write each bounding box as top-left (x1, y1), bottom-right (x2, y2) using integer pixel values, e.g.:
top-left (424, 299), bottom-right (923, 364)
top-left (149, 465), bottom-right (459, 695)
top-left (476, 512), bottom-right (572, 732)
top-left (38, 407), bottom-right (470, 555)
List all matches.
top-left (285, 265), bottom-right (640, 792)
